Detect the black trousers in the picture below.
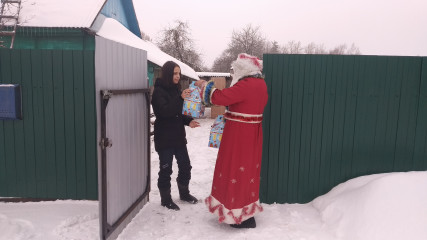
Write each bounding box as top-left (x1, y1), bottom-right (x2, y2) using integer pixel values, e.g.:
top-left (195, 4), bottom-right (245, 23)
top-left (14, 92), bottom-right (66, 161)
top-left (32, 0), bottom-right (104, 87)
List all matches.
top-left (157, 145), bottom-right (192, 189)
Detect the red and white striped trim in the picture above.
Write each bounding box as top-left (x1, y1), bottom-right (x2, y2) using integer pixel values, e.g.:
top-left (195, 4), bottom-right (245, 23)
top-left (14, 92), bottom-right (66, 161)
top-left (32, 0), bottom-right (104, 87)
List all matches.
top-left (210, 88), bottom-right (217, 102)
top-left (205, 195), bottom-right (263, 224)
top-left (224, 110), bottom-right (263, 123)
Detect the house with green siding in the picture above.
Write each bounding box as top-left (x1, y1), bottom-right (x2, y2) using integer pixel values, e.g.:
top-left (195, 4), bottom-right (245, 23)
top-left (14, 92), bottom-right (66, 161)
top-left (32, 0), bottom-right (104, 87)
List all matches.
top-left (0, 0), bottom-right (199, 84)
top-left (0, 0), bottom-right (197, 203)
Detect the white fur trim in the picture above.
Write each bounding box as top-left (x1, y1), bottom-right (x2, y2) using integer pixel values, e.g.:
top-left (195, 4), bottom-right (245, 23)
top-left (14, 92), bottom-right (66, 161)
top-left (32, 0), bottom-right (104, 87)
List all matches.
top-left (230, 78), bottom-right (238, 87)
top-left (230, 53), bottom-right (263, 86)
top-left (226, 110), bottom-right (263, 117)
top-left (209, 88), bottom-right (217, 103)
top-left (223, 118), bottom-right (262, 124)
top-left (230, 70), bottom-right (262, 86)
top-left (205, 195), bottom-right (263, 224)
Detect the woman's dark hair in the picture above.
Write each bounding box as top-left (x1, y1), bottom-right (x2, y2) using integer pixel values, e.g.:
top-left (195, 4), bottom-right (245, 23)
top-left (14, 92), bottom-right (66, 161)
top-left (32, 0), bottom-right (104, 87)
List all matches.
top-left (159, 61), bottom-right (181, 88)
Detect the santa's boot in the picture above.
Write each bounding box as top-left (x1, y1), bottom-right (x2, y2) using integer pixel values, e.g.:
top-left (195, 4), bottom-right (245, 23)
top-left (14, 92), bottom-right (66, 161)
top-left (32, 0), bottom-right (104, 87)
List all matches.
top-left (159, 188), bottom-right (180, 210)
top-left (230, 217), bottom-right (256, 228)
top-left (177, 183), bottom-right (198, 204)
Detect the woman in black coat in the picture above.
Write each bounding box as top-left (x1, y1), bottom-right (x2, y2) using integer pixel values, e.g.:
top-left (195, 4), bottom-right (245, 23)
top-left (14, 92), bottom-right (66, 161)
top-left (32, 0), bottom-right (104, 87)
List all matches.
top-left (151, 61), bottom-right (200, 210)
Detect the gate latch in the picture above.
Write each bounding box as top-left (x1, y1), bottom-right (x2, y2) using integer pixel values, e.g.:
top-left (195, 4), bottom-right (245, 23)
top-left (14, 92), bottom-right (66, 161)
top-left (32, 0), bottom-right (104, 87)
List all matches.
top-left (100, 137), bottom-right (112, 149)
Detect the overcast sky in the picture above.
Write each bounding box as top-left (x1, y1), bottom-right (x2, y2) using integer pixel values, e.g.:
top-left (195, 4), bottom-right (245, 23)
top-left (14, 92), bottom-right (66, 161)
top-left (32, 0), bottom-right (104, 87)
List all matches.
top-left (133, 0), bottom-right (427, 69)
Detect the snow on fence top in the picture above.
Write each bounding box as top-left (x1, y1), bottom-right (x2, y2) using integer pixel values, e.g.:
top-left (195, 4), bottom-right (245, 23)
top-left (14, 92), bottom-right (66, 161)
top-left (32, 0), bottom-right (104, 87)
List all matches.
top-left (93, 16), bottom-right (199, 80)
top-left (6, 0), bottom-right (199, 80)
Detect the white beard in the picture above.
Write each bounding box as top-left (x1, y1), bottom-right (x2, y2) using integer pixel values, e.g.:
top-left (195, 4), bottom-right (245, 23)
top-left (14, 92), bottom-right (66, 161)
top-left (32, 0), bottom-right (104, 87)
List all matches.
top-left (230, 75), bottom-right (239, 87)
top-left (230, 70), bottom-right (261, 87)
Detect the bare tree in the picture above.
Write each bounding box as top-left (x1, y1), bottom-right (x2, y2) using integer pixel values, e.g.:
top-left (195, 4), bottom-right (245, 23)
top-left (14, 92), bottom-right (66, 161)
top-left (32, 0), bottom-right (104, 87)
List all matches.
top-left (211, 27), bottom-right (363, 70)
top-left (329, 44), bottom-right (347, 55)
top-left (314, 43), bottom-right (328, 54)
top-left (229, 24), bottom-right (265, 57)
top-left (304, 42), bottom-right (317, 54)
top-left (211, 52), bottom-right (235, 72)
top-left (346, 43), bottom-right (361, 55)
top-left (304, 42), bottom-right (329, 54)
top-left (265, 40), bottom-right (280, 54)
top-left (157, 20), bottom-right (206, 71)
top-left (282, 40), bottom-right (303, 54)
top-left (212, 24), bottom-right (265, 72)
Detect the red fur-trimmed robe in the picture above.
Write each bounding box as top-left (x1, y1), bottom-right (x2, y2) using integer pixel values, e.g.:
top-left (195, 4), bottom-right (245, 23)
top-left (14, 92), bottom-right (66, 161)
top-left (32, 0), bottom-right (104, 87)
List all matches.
top-left (204, 77), bottom-right (268, 224)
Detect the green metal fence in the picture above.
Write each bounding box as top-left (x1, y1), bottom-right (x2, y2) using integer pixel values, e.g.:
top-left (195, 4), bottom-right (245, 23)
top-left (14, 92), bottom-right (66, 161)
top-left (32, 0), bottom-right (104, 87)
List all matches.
top-left (0, 49), bottom-right (97, 200)
top-left (260, 54), bottom-right (427, 204)
top-left (0, 27), bottom-right (95, 50)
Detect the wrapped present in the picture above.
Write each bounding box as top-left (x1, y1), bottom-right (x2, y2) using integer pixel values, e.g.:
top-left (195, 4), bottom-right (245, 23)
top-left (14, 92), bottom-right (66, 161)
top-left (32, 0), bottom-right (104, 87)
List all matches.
top-left (182, 82), bottom-right (204, 118)
top-left (209, 115), bottom-right (225, 148)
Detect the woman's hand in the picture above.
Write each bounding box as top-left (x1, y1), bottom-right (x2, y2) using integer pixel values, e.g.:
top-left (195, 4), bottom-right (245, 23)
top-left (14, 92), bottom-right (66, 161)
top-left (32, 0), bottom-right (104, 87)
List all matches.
top-left (189, 120), bottom-right (200, 128)
top-left (181, 88), bottom-right (191, 99)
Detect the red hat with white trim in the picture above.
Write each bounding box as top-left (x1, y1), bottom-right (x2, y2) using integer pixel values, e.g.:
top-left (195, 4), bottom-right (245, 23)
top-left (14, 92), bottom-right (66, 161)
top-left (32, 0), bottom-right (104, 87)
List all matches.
top-left (230, 53), bottom-right (263, 86)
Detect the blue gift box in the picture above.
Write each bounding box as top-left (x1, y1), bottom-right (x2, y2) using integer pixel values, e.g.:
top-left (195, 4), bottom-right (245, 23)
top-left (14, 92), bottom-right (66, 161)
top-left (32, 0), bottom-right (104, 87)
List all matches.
top-left (0, 84), bottom-right (22, 120)
top-left (182, 82), bottom-right (204, 118)
top-left (208, 115), bottom-right (224, 148)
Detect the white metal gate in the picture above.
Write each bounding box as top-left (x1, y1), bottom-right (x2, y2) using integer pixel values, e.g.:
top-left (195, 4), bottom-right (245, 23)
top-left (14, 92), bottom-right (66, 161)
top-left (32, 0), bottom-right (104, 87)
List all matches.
top-left (99, 89), bottom-right (150, 239)
top-left (95, 36), bottom-right (150, 240)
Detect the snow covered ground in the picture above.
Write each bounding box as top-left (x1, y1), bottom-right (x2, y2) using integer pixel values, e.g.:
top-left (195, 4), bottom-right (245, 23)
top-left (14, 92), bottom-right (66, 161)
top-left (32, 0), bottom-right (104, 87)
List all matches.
top-left (1, 108), bottom-right (427, 240)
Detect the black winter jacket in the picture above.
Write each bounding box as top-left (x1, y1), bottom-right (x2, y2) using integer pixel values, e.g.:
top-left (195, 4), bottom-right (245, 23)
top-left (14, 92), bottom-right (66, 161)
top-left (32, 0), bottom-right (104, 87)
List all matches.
top-left (151, 78), bottom-right (193, 151)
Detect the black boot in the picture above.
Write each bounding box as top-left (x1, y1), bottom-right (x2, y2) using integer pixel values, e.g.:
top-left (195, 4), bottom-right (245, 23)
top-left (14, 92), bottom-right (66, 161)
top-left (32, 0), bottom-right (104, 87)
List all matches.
top-left (230, 217), bottom-right (256, 228)
top-left (177, 183), bottom-right (198, 204)
top-left (159, 188), bottom-right (180, 210)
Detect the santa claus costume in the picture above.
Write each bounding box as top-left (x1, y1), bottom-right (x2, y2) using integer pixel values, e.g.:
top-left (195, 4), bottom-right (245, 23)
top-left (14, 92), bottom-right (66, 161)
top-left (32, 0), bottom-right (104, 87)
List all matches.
top-left (201, 53), bottom-right (268, 228)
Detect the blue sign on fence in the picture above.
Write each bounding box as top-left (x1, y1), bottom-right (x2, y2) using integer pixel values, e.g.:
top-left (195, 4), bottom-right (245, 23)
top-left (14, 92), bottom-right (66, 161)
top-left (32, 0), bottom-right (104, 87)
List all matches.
top-left (0, 84), bottom-right (22, 120)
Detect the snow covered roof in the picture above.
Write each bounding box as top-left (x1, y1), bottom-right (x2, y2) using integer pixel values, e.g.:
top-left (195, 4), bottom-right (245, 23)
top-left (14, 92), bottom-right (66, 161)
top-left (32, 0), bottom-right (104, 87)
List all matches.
top-left (17, 0), bottom-right (106, 28)
top-left (92, 16), bottom-right (199, 80)
top-left (7, 0), bottom-right (199, 80)
top-left (196, 72), bottom-right (231, 77)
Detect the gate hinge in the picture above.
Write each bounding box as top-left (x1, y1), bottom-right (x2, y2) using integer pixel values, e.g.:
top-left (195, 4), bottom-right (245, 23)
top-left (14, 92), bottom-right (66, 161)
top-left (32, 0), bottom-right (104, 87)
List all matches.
top-left (99, 137), bottom-right (112, 149)
top-left (102, 90), bottom-right (113, 99)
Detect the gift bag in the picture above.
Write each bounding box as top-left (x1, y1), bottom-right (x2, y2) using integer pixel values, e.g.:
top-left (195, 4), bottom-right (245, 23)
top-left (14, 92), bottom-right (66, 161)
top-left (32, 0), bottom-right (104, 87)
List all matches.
top-left (182, 82), bottom-right (204, 118)
top-left (209, 115), bottom-right (225, 148)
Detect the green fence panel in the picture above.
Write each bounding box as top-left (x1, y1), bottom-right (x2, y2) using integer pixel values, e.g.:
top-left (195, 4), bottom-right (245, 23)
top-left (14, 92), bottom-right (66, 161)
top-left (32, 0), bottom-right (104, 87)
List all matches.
top-left (1, 50), bottom-right (17, 196)
top-left (308, 55), bottom-right (327, 200)
top-left (31, 50), bottom-right (48, 197)
top-left (261, 54), bottom-right (279, 203)
top-left (52, 50), bottom-right (67, 198)
top-left (63, 50), bottom-right (77, 199)
top-left (0, 49), bottom-right (97, 200)
top-left (72, 50), bottom-right (87, 199)
top-left (41, 50), bottom-right (57, 198)
top-left (261, 54), bottom-right (427, 204)
top-left (10, 50), bottom-right (26, 197)
top-left (0, 53), bottom-right (5, 196)
top-left (83, 51), bottom-right (98, 200)
top-left (383, 57), bottom-right (401, 172)
top-left (277, 55), bottom-right (293, 203)
top-left (413, 58), bottom-right (427, 169)
top-left (298, 55), bottom-right (315, 201)
top-left (21, 50), bottom-right (37, 197)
